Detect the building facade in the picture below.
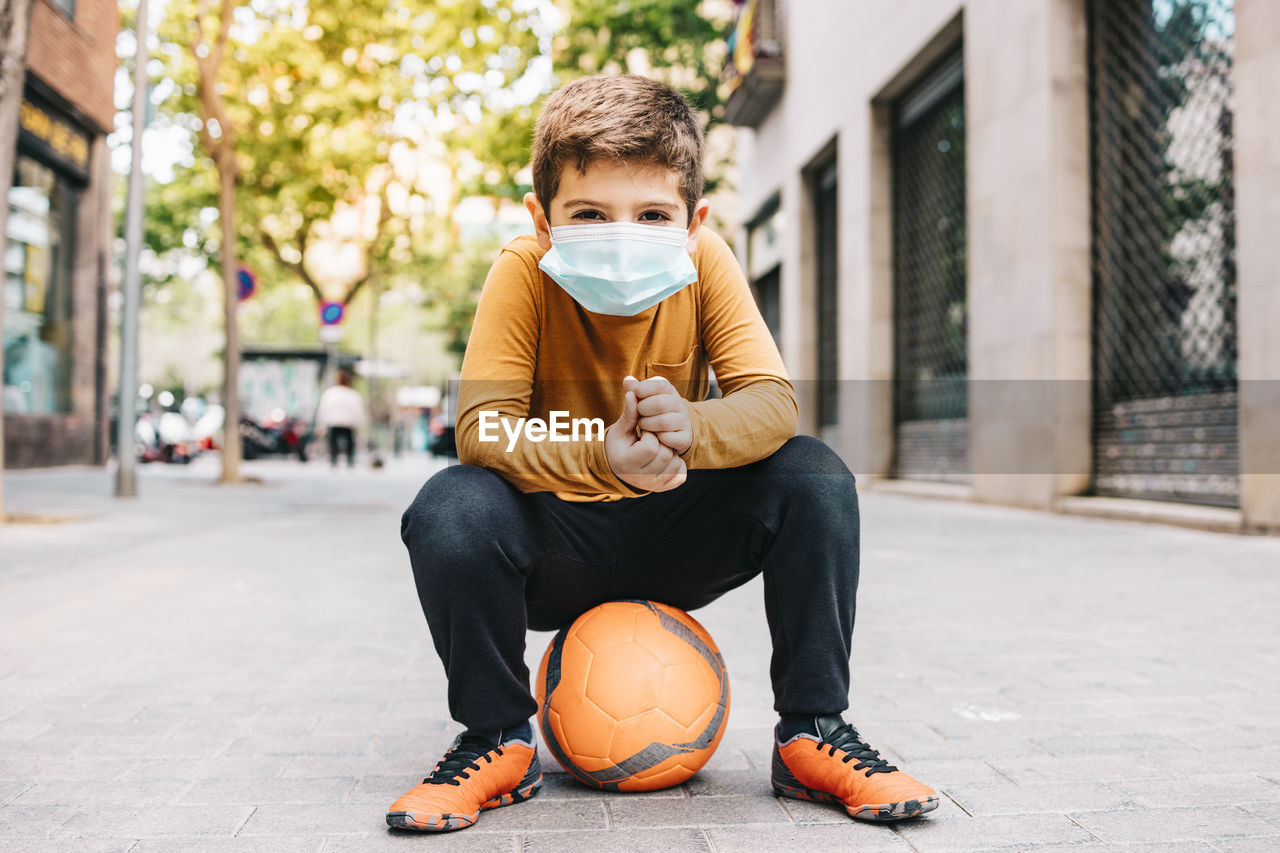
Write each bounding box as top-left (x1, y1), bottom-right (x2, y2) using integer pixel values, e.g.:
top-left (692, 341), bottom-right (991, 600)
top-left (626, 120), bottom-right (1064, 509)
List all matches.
top-left (3, 0), bottom-right (117, 467)
top-left (725, 0), bottom-right (1280, 530)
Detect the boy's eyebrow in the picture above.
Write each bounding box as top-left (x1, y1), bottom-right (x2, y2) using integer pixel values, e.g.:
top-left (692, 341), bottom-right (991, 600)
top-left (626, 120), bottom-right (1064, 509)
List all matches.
top-left (561, 198), bottom-right (681, 211)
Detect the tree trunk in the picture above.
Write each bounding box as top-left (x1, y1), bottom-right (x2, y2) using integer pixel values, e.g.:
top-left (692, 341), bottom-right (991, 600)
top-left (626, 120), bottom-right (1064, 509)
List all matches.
top-left (218, 159), bottom-right (242, 483)
top-left (0, 0), bottom-right (35, 520)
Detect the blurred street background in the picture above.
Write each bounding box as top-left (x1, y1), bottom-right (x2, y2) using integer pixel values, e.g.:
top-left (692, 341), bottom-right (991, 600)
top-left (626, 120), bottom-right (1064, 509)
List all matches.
top-left (3, 0), bottom-right (1280, 849)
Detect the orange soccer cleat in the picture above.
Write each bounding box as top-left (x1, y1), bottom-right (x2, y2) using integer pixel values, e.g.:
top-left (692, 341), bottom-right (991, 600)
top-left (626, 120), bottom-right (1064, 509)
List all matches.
top-left (386, 732), bottom-right (541, 832)
top-left (772, 715), bottom-right (938, 821)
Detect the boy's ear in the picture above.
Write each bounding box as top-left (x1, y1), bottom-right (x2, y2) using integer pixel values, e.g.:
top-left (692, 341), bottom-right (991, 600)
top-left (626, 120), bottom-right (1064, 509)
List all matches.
top-left (685, 198), bottom-right (711, 252)
top-left (524, 192), bottom-right (552, 251)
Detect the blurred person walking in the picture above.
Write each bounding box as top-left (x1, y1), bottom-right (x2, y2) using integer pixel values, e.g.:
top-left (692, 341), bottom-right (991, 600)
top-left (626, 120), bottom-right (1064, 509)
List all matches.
top-left (315, 368), bottom-right (365, 469)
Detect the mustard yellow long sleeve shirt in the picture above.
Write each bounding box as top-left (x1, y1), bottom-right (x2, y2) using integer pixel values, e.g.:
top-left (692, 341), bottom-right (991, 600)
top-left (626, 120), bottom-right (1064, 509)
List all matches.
top-left (456, 227), bottom-right (798, 501)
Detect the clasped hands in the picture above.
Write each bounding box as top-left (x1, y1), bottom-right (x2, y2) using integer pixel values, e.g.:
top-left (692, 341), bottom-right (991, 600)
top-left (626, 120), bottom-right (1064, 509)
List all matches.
top-left (604, 376), bottom-right (691, 493)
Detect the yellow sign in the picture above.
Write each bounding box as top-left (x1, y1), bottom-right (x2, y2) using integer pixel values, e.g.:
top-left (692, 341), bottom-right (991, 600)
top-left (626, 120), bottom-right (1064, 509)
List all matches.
top-left (19, 100), bottom-right (90, 170)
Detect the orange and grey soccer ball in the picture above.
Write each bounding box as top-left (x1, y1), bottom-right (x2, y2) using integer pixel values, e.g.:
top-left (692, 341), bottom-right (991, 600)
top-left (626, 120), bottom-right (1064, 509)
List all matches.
top-left (535, 599), bottom-right (730, 792)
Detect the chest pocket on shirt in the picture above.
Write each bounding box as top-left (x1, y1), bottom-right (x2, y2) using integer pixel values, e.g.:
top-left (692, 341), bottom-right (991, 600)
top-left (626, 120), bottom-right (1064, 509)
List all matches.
top-left (645, 346), bottom-right (707, 402)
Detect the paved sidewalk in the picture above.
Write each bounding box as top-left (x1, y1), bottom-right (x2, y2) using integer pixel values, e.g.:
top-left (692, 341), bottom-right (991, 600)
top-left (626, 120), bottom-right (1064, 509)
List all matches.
top-left (1, 455), bottom-right (1279, 852)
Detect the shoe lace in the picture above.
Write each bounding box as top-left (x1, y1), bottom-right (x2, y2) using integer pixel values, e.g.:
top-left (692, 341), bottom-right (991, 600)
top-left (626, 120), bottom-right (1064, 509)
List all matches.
top-left (818, 723), bottom-right (898, 777)
top-left (424, 735), bottom-right (505, 787)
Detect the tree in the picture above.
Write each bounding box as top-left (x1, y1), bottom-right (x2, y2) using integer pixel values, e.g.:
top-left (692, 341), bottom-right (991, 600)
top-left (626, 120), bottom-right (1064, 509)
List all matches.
top-left (187, 0), bottom-right (246, 483)
top-left (0, 0), bottom-right (35, 518)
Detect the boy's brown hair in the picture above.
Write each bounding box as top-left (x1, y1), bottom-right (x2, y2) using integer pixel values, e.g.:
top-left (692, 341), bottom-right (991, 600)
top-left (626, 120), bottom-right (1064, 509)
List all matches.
top-left (531, 75), bottom-right (705, 221)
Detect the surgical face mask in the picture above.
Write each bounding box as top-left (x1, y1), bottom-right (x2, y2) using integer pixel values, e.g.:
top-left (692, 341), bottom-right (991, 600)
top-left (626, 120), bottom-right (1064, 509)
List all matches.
top-left (537, 221), bottom-right (698, 317)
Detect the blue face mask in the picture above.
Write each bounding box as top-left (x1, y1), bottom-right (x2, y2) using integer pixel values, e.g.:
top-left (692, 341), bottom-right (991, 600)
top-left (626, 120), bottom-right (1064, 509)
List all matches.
top-left (538, 222), bottom-right (698, 317)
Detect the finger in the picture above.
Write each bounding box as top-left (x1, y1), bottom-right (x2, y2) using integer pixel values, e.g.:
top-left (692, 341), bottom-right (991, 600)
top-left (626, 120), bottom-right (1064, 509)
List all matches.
top-left (636, 392), bottom-right (682, 418)
top-left (637, 411), bottom-right (684, 433)
top-left (635, 437), bottom-right (675, 475)
top-left (655, 430), bottom-right (691, 452)
top-left (622, 375), bottom-right (640, 394)
top-left (634, 375), bottom-right (676, 399)
top-left (615, 389), bottom-right (638, 433)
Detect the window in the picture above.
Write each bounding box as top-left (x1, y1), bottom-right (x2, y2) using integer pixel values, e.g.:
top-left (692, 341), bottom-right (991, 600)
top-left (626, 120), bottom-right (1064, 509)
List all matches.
top-left (747, 201), bottom-right (783, 347)
top-left (813, 161), bottom-right (838, 429)
top-left (4, 155), bottom-right (77, 415)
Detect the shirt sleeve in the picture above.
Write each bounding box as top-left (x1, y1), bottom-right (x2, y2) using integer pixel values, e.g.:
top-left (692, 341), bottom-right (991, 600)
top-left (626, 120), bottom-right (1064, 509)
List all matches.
top-left (682, 230), bottom-right (798, 469)
top-left (455, 246), bottom-right (647, 498)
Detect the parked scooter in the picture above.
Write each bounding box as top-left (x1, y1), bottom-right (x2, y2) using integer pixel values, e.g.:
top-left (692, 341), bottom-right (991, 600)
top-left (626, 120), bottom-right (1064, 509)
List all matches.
top-left (240, 411), bottom-right (313, 461)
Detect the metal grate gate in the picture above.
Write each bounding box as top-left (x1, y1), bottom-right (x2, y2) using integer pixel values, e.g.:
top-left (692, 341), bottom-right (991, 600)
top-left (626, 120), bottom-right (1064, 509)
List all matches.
top-left (892, 52), bottom-right (968, 483)
top-left (1089, 0), bottom-right (1238, 507)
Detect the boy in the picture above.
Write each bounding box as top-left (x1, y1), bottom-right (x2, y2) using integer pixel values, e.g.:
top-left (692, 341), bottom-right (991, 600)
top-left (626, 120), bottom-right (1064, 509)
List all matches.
top-left (389, 74), bottom-right (938, 832)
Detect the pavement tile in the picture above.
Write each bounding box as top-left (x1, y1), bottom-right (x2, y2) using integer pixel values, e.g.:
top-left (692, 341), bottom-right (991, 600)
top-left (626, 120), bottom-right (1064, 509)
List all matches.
top-left (890, 758), bottom-right (1013, 789)
top-left (945, 780), bottom-right (1141, 815)
top-left (179, 776), bottom-right (358, 805)
top-left (1033, 732), bottom-right (1195, 756)
top-left (696, 744), bottom-right (753, 771)
top-left (456, 799), bottom-right (607, 833)
top-left (282, 754), bottom-right (424, 778)
top-left (344, 775), bottom-right (423, 807)
top-left (237, 803), bottom-right (384, 836)
top-left (1212, 837), bottom-right (1280, 852)
top-left (684, 769), bottom-right (771, 798)
top-left (534, 771), bottom-right (687, 800)
top-left (53, 804), bottom-right (256, 838)
top-left (892, 812), bottom-right (1098, 850)
top-left (520, 827), bottom-right (711, 852)
top-left (893, 733), bottom-right (1052, 762)
top-left (0, 719), bottom-right (53, 740)
top-left (0, 803), bottom-right (75, 838)
top-left (987, 753), bottom-right (1175, 784)
top-left (11, 778), bottom-right (193, 806)
top-left (608, 794), bottom-right (790, 828)
top-left (313, 715), bottom-right (446, 738)
top-left (129, 841), bottom-right (326, 853)
top-left (0, 780), bottom-right (33, 805)
top-left (71, 734), bottom-right (235, 760)
top-left (1067, 806), bottom-right (1280, 844)
top-left (709, 822), bottom-right (913, 852)
top-left (42, 717), bottom-right (189, 739)
top-left (1237, 800), bottom-right (1280, 824)
top-left (115, 756), bottom-right (292, 781)
top-left (0, 757), bottom-right (135, 783)
top-left (1146, 748), bottom-right (1280, 776)
top-left (222, 735), bottom-right (377, 757)
top-left (0, 736), bottom-right (80, 759)
top-left (0, 840), bottom-right (137, 853)
top-left (327, 832), bottom-right (518, 851)
top-left (1111, 775), bottom-right (1280, 808)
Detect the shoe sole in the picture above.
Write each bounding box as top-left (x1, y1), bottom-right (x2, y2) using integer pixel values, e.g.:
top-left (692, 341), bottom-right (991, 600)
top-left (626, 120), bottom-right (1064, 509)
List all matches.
top-left (386, 776), bottom-right (542, 832)
top-left (773, 782), bottom-right (939, 822)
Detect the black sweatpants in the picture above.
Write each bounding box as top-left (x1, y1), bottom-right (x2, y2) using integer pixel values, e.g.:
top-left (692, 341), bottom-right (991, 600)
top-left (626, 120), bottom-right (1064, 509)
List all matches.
top-left (400, 434), bottom-right (860, 732)
top-left (328, 426), bottom-right (355, 467)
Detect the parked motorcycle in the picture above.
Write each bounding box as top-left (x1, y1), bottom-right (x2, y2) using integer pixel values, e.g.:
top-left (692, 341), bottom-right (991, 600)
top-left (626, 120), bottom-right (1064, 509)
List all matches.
top-left (240, 412), bottom-right (313, 461)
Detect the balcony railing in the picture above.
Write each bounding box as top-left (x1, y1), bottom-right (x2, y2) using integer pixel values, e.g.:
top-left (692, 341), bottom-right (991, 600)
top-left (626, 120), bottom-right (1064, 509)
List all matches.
top-left (722, 0), bottom-right (785, 127)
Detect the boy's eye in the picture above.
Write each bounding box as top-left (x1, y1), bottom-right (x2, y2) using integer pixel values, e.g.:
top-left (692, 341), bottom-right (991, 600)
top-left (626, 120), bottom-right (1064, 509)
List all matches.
top-left (639, 210), bottom-right (671, 222)
top-left (571, 210), bottom-right (606, 221)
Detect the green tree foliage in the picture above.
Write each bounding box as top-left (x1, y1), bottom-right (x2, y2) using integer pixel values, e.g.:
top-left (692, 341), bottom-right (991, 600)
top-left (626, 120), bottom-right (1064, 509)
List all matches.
top-left (146, 0), bottom-right (546, 309)
top-left (553, 0), bottom-right (730, 117)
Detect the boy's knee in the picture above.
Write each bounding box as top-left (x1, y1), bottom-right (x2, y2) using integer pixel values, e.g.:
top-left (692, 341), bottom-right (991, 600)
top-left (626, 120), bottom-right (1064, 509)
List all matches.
top-left (761, 436), bottom-right (859, 519)
top-left (766, 435), bottom-right (856, 484)
top-left (400, 464), bottom-right (517, 551)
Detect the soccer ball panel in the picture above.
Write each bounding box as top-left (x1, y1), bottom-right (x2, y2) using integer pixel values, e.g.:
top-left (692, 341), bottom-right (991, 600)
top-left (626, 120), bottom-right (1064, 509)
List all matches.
top-left (584, 642), bottom-right (665, 721)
